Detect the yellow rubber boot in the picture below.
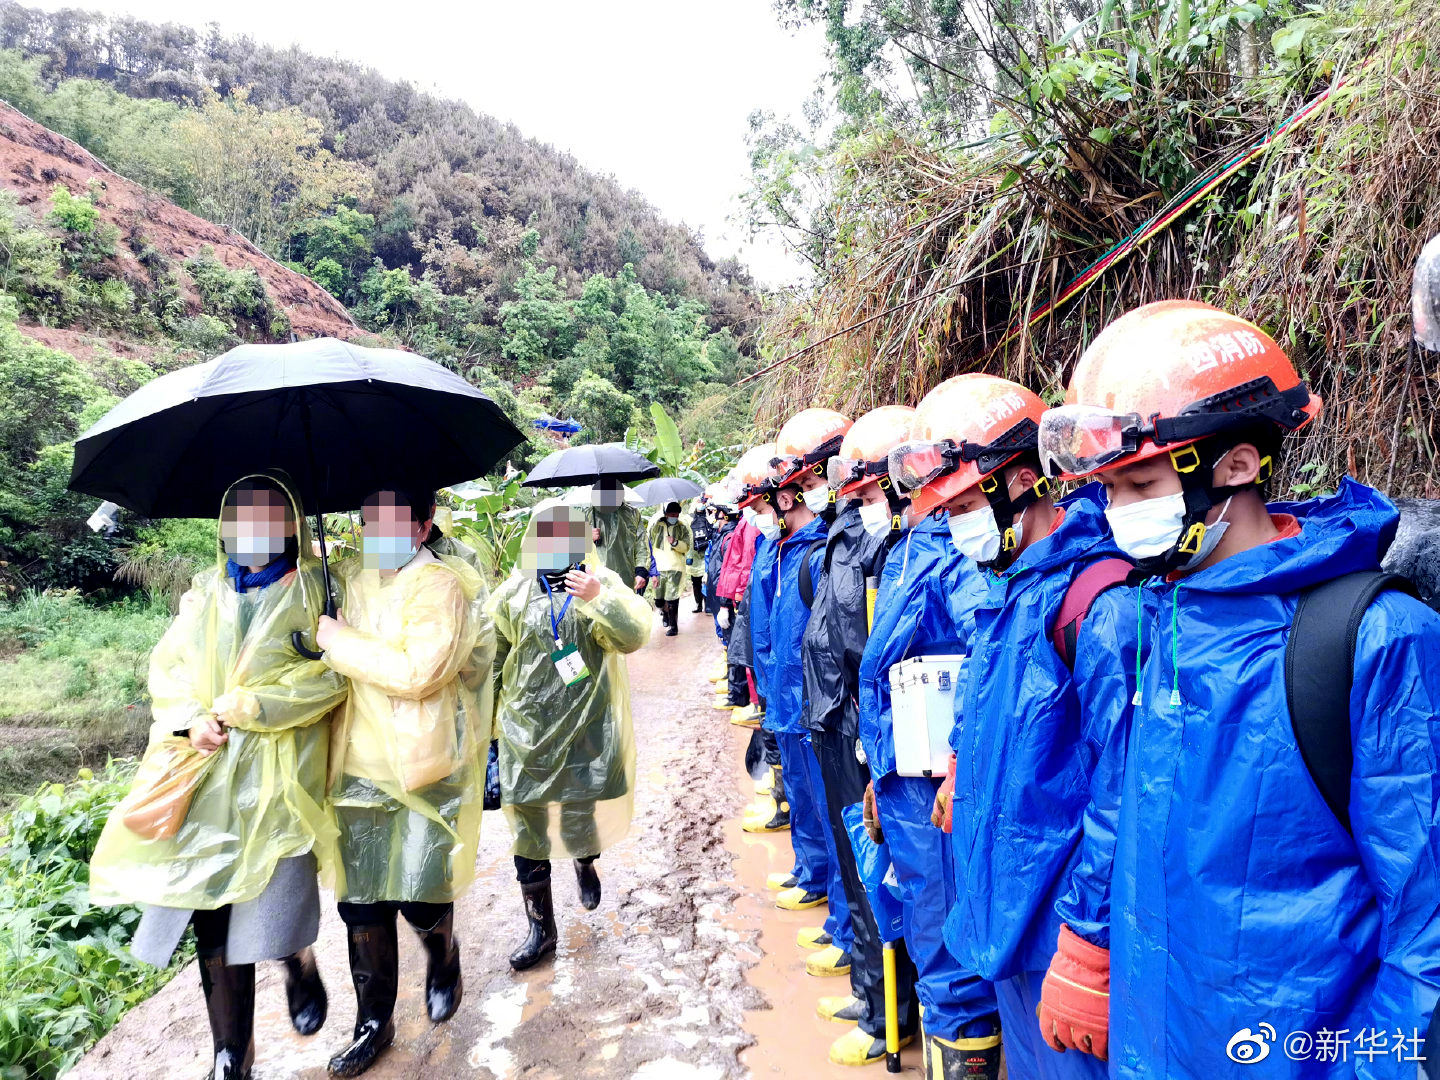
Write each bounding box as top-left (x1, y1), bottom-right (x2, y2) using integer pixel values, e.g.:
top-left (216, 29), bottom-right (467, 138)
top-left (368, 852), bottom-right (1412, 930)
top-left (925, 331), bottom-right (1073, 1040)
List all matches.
top-left (754, 768), bottom-right (775, 796)
top-left (928, 1030), bottom-right (1002, 1080)
top-left (817, 995), bottom-right (865, 1025)
top-left (765, 871), bottom-right (796, 891)
top-left (776, 886), bottom-right (828, 911)
top-left (712, 698), bottom-right (738, 712)
top-left (796, 926), bottom-right (833, 950)
top-left (829, 1026), bottom-right (914, 1066)
top-left (741, 798), bottom-right (790, 833)
top-left (729, 704), bottom-right (761, 728)
top-left (805, 944), bottom-right (853, 976)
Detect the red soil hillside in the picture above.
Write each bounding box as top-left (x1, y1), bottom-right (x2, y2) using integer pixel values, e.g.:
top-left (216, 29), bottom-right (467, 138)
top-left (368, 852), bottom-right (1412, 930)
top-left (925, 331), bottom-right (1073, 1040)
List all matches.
top-left (0, 98), bottom-right (358, 340)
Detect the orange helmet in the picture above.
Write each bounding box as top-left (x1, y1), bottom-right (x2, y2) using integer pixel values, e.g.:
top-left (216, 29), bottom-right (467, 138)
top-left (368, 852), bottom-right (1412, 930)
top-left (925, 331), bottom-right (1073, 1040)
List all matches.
top-left (732, 442), bottom-right (780, 510)
top-left (773, 408), bottom-right (854, 487)
top-left (890, 374), bottom-right (1049, 521)
top-left (828, 406), bottom-right (917, 498)
top-left (1038, 301), bottom-right (1320, 480)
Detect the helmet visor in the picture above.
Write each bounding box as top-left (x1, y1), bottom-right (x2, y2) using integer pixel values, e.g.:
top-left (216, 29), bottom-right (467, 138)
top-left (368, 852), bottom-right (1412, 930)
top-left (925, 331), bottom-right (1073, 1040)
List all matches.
top-left (826, 455), bottom-right (867, 491)
top-left (887, 440), bottom-right (959, 494)
top-left (1037, 405), bottom-right (1145, 478)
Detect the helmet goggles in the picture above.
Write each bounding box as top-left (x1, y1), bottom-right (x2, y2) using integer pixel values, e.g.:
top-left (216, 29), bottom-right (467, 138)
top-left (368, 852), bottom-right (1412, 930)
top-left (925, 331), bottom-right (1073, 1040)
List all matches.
top-left (887, 417), bottom-right (1041, 495)
top-left (1038, 376), bottom-right (1314, 479)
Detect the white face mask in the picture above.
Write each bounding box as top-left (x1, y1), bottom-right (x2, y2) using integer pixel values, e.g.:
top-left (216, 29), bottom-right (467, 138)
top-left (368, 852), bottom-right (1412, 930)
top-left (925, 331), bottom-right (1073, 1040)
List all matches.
top-left (755, 513), bottom-right (782, 541)
top-left (741, 506), bottom-right (757, 526)
top-left (858, 501), bottom-right (892, 538)
top-left (1105, 492), bottom-right (1232, 568)
top-left (947, 506), bottom-right (1003, 564)
top-left (802, 485), bottom-right (832, 514)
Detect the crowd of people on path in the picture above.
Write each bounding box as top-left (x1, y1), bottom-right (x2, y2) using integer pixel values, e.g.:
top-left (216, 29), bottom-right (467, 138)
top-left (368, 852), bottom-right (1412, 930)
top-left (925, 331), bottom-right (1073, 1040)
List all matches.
top-left (80, 295), bottom-right (1440, 1080)
top-left (88, 479), bottom-right (652, 1078)
top-left (702, 299), bottom-right (1440, 1078)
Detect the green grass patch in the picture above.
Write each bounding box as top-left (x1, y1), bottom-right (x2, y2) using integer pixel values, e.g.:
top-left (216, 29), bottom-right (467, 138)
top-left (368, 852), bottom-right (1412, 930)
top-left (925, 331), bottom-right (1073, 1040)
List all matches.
top-left (0, 763), bottom-right (191, 1079)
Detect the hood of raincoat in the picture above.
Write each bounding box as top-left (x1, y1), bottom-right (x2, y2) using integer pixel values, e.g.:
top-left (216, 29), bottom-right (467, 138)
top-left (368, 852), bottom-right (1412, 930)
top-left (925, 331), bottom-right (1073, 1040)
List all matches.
top-left (945, 483), bottom-right (1141, 981)
top-left (1096, 477), bottom-right (1440, 1077)
top-left (753, 515), bottom-right (829, 735)
top-left (488, 507), bottom-right (652, 861)
top-left (856, 513), bottom-right (988, 777)
top-left (89, 469), bottom-right (346, 911)
top-left (522, 497), bottom-right (600, 575)
top-left (217, 469), bottom-right (326, 614)
top-left (801, 502), bottom-right (891, 738)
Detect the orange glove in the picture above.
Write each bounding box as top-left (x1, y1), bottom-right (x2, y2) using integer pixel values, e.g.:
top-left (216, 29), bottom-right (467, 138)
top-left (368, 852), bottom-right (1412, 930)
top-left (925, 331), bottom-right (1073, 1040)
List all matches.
top-left (1039, 924), bottom-right (1110, 1060)
top-left (862, 782), bottom-right (884, 844)
top-left (930, 752), bottom-right (956, 832)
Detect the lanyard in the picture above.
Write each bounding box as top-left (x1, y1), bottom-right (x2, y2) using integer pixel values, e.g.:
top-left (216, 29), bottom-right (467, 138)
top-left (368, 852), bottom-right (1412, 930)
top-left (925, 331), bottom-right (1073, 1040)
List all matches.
top-left (540, 575), bottom-right (573, 645)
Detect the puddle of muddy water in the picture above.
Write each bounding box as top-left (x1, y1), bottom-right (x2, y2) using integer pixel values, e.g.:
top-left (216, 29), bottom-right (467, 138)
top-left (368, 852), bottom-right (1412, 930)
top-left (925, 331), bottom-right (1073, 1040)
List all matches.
top-left (718, 725), bottom-right (925, 1078)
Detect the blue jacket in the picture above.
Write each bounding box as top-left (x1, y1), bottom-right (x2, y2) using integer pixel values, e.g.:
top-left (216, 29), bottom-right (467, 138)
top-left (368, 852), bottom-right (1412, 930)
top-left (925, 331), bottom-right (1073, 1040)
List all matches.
top-left (946, 486), bottom-right (1140, 982)
top-left (755, 515), bottom-right (829, 735)
top-left (1066, 478), bottom-right (1440, 1079)
top-left (858, 513), bottom-right (989, 778)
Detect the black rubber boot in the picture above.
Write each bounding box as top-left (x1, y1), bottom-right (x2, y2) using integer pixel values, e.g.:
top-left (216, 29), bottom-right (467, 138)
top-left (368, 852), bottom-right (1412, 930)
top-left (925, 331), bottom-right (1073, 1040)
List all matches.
top-left (665, 599), bottom-right (679, 636)
top-left (327, 921), bottom-right (398, 1078)
top-left (761, 766), bottom-right (790, 830)
top-left (509, 878), bottom-right (558, 971)
top-left (413, 907), bottom-right (463, 1024)
top-left (691, 576), bottom-right (704, 612)
top-left (575, 858), bottom-right (601, 911)
top-left (929, 1015), bottom-right (1003, 1080)
top-left (281, 946), bottom-right (327, 1036)
top-left (198, 947), bottom-right (255, 1080)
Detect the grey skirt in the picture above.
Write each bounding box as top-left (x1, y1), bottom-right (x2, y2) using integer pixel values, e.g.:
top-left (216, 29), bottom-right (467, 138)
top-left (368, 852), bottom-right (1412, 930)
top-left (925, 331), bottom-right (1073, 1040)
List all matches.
top-left (130, 852), bottom-right (321, 967)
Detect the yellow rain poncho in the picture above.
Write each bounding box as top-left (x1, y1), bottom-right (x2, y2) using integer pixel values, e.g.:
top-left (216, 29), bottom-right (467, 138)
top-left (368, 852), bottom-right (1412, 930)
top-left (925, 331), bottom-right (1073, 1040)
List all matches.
top-left (322, 541), bottom-right (493, 903)
top-left (489, 503), bottom-right (652, 860)
top-left (647, 512), bottom-right (693, 602)
top-left (579, 501), bottom-right (647, 585)
top-left (90, 472), bottom-right (346, 911)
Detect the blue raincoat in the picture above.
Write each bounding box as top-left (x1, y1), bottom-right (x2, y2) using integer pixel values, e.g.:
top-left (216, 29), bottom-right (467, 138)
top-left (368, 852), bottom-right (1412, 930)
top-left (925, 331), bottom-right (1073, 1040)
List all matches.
top-left (750, 519), bottom-right (851, 948)
top-left (1062, 478), bottom-right (1440, 1078)
top-left (945, 487), bottom-right (1135, 1080)
top-left (857, 512), bottom-right (996, 1041)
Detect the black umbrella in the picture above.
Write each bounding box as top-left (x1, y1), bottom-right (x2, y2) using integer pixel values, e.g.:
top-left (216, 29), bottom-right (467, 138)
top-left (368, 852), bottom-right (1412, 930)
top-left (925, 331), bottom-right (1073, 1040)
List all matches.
top-left (522, 442), bottom-right (660, 487)
top-left (633, 477), bottom-right (704, 507)
top-left (70, 337), bottom-right (524, 652)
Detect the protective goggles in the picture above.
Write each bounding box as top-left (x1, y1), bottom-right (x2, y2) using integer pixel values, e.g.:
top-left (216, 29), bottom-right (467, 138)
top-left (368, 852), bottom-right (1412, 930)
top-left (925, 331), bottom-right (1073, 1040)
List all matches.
top-left (826, 454), bottom-right (890, 491)
top-left (774, 434), bottom-right (847, 486)
top-left (887, 418), bottom-right (1039, 494)
top-left (1037, 379), bottom-right (1314, 477)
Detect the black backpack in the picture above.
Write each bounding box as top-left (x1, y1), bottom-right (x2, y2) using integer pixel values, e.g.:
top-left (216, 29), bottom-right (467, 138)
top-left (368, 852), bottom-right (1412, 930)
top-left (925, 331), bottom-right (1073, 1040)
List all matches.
top-left (1285, 570), bottom-right (1418, 836)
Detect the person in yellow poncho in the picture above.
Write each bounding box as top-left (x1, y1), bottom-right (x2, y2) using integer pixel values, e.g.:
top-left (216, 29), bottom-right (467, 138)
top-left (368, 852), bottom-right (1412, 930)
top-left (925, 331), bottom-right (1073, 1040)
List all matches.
top-left (315, 487), bottom-right (492, 1078)
top-left (489, 501), bottom-right (651, 970)
top-left (89, 472), bottom-right (347, 1080)
top-left (647, 500), bottom-right (693, 636)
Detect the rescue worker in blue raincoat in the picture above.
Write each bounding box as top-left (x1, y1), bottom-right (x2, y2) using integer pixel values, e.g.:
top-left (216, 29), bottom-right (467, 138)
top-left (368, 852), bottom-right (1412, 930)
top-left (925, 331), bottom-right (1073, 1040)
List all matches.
top-left (891, 374), bottom-right (1138, 1080)
top-left (1042, 300), bottom-right (1440, 1078)
top-left (801, 406), bottom-right (921, 1065)
top-left (859, 416), bottom-right (999, 1077)
top-left (747, 409), bottom-right (856, 974)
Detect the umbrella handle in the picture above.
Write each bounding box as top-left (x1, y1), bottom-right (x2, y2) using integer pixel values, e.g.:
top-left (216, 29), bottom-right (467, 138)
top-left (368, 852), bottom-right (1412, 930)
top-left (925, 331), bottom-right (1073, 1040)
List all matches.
top-left (291, 630), bottom-right (324, 661)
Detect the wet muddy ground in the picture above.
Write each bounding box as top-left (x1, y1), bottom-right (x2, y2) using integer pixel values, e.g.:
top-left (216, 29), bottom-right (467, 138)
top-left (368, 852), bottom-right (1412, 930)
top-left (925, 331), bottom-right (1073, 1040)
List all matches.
top-left (72, 605), bottom-right (928, 1079)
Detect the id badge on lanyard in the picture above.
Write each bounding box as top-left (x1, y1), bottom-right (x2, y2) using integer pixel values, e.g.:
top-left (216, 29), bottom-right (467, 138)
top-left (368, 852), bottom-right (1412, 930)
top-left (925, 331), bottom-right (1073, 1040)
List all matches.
top-left (542, 576), bottom-right (590, 686)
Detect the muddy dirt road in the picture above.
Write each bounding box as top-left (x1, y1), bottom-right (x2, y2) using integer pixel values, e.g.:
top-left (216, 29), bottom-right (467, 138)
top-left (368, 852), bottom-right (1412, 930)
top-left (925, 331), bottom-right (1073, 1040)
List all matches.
top-left (73, 605), bottom-right (925, 1079)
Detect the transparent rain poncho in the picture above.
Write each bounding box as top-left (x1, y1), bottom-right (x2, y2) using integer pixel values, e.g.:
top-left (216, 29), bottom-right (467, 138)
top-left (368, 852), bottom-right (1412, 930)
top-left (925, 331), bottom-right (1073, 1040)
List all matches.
top-left (90, 472), bottom-right (346, 911)
top-left (322, 539), bottom-right (494, 903)
top-left (489, 502), bottom-right (652, 860)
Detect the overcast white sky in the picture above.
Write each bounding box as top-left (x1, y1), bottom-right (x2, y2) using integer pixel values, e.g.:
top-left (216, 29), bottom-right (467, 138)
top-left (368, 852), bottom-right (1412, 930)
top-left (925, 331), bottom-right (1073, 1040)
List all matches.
top-left (26, 0), bottom-right (829, 286)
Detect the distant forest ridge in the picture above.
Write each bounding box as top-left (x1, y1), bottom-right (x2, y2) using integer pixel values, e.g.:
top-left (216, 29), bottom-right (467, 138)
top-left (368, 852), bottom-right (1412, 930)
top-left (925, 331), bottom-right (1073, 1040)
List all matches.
top-left (0, 0), bottom-right (758, 335)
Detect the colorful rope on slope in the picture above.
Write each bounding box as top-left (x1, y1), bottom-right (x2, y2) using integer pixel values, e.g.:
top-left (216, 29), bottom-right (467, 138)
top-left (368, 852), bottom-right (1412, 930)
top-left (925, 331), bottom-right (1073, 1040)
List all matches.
top-left (994, 61), bottom-right (1367, 350)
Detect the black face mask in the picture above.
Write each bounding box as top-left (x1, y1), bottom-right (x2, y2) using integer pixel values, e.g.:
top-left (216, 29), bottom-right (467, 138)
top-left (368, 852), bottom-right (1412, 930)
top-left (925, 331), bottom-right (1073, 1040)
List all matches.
top-left (538, 565), bottom-right (577, 588)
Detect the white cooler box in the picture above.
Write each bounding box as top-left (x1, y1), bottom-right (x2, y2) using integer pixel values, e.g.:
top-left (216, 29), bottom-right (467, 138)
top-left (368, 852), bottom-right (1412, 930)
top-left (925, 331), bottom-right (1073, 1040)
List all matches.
top-left (888, 655), bottom-right (965, 777)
